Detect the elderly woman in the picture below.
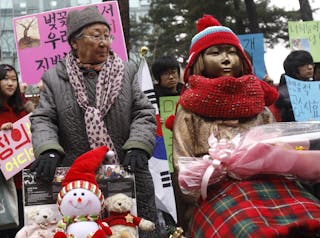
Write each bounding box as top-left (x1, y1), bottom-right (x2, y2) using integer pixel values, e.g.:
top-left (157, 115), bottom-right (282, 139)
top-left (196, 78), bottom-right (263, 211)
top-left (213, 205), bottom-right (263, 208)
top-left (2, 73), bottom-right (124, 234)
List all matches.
top-left (30, 6), bottom-right (159, 237)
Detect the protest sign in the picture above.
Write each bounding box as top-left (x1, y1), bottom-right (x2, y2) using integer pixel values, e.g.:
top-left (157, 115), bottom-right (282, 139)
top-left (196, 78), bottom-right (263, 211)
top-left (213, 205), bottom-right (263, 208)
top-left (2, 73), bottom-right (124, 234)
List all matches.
top-left (0, 114), bottom-right (35, 180)
top-left (159, 96), bottom-right (179, 173)
top-left (288, 20), bottom-right (320, 62)
top-left (238, 33), bottom-right (266, 80)
top-left (285, 75), bottom-right (320, 121)
top-left (13, 1), bottom-right (127, 85)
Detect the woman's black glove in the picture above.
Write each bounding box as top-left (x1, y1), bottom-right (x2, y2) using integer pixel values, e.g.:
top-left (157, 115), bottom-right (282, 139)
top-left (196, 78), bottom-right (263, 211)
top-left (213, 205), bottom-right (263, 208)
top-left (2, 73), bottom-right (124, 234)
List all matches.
top-left (30, 150), bottom-right (60, 182)
top-left (123, 149), bottom-right (150, 172)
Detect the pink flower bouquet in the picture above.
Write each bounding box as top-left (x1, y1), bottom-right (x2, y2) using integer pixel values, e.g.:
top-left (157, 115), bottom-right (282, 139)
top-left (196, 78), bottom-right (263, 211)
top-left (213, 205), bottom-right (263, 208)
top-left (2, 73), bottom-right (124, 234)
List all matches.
top-left (178, 122), bottom-right (320, 199)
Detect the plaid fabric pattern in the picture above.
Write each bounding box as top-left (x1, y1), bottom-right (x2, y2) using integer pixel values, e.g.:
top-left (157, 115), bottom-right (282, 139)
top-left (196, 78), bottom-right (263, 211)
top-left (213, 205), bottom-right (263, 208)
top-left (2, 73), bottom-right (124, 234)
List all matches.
top-left (190, 176), bottom-right (320, 238)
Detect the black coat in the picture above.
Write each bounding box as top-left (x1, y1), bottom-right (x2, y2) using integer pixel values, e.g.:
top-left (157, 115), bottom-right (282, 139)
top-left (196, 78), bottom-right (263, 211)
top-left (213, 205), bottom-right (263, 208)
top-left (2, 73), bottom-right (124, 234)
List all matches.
top-left (275, 83), bottom-right (295, 122)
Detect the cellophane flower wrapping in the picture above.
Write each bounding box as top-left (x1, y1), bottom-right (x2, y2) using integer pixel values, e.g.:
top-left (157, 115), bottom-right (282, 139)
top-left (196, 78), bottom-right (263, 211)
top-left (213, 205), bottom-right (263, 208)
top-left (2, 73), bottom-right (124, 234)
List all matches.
top-left (178, 122), bottom-right (320, 199)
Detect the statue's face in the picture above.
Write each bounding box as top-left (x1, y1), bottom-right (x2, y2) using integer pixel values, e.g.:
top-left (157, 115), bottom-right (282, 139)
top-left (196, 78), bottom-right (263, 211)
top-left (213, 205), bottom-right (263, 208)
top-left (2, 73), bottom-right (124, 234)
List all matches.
top-left (202, 45), bottom-right (242, 78)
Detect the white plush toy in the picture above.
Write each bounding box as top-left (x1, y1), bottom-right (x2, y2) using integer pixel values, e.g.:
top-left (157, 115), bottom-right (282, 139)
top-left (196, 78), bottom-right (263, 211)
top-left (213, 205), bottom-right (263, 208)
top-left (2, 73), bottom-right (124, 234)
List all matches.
top-left (15, 206), bottom-right (58, 238)
top-left (103, 193), bottom-right (155, 238)
top-left (53, 146), bottom-right (113, 238)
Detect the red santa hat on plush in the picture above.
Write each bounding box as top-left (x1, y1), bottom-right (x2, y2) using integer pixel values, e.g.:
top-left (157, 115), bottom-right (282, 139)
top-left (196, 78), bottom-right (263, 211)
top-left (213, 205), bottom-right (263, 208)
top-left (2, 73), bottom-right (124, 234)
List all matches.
top-left (57, 146), bottom-right (114, 208)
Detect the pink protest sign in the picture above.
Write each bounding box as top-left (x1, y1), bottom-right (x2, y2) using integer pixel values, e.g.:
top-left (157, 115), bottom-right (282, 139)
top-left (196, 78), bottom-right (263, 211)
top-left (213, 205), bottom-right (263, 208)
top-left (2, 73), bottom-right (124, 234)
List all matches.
top-left (0, 114), bottom-right (35, 180)
top-left (13, 1), bottom-right (127, 85)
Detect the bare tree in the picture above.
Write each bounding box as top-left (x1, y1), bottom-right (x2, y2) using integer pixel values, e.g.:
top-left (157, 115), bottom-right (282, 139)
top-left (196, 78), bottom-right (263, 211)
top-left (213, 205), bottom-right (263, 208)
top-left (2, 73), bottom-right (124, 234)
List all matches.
top-left (17, 18), bottom-right (40, 49)
top-left (298, 0), bottom-right (313, 21)
top-left (17, 18), bottom-right (35, 38)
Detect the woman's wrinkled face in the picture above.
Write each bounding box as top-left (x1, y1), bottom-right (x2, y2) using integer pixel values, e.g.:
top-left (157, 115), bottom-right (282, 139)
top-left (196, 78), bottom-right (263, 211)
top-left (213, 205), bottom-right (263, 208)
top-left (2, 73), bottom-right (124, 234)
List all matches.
top-left (0, 70), bottom-right (18, 99)
top-left (297, 63), bottom-right (314, 80)
top-left (202, 45), bottom-right (242, 78)
top-left (72, 23), bottom-right (111, 64)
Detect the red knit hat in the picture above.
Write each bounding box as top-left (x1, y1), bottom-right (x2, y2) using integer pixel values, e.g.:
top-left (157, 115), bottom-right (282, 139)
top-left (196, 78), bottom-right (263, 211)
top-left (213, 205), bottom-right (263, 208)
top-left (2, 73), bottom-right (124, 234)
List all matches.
top-left (184, 14), bottom-right (253, 82)
top-left (57, 146), bottom-right (112, 207)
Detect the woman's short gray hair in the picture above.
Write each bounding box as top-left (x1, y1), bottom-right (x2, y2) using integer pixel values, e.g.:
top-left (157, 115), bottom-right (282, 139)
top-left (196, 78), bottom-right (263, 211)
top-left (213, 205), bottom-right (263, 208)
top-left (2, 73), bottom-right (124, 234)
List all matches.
top-left (69, 28), bottom-right (85, 56)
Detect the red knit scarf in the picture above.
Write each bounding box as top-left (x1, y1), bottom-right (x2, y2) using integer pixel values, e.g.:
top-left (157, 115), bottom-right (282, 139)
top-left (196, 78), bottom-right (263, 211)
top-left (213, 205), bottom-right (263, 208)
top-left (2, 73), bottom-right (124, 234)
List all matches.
top-left (179, 75), bottom-right (278, 119)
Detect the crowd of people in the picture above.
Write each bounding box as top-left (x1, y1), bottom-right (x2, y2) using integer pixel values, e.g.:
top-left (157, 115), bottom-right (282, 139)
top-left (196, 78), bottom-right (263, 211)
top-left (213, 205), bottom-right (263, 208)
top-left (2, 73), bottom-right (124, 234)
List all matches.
top-left (1, 5), bottom-right (320, 238)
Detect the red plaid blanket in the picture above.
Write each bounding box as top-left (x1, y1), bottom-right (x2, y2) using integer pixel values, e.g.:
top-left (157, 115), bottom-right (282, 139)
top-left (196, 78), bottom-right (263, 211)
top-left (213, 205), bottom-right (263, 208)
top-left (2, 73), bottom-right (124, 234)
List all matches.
top-left (189, 176), bottom-right (320, 238)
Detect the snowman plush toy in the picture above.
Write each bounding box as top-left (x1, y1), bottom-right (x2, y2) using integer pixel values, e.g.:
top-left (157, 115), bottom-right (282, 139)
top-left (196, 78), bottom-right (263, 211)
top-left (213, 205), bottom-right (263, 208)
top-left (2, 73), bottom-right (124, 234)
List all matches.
top-left (54, 146), bottom-right (113, 238)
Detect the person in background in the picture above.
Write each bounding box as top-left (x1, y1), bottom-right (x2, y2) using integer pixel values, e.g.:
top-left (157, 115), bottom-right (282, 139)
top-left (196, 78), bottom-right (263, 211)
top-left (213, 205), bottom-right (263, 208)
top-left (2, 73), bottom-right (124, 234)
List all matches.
top-left (151, 55), bottom-right (183, 106)
top-left (29, 6), bottom-right (159, 237)
top-left (151, 55), bottom-right (185, 233)
top-left (314, 62), bottom-right (320, 81)
top-left (171, 15), bottom-right (320, 237)
top-left (0, 64), bottom-right (30, 237)
top-left (275, 50), bottom-right (315, 122)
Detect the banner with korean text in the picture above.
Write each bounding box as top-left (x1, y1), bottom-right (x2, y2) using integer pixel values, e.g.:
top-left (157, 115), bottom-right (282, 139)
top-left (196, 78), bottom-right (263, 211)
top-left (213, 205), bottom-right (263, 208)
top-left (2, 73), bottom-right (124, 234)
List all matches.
top-left (238, 33), bottom-right (266, 80)
top-left (288, 20), bottom-right (320, 62)
top-left (13, 1), bottom-right (127, 85)
top-left (0, 114), bottom-right (35, 180)
top-left (285, 75), bottom-right (320, 121)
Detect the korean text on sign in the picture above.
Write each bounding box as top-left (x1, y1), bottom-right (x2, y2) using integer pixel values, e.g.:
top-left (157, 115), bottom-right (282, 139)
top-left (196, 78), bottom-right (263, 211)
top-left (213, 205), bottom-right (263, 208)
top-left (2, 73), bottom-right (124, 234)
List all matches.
top-left (0, 114), bottom-right (35, 180)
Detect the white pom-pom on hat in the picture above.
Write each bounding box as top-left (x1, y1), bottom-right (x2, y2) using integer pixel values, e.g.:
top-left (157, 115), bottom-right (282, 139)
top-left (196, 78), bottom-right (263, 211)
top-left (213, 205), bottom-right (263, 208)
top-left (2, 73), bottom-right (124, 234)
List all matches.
top-left (106, 150), bottom-right (115, 159)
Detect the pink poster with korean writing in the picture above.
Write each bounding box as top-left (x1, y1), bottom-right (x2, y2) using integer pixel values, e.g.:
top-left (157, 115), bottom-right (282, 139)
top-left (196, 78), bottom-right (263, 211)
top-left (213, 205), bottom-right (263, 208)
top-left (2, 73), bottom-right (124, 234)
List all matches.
top-left (13, 1), bottom-right (127, 85)
top-left (0, 114), bottom-right (35, 180)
